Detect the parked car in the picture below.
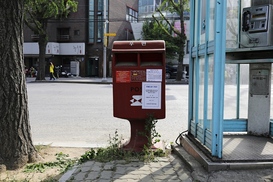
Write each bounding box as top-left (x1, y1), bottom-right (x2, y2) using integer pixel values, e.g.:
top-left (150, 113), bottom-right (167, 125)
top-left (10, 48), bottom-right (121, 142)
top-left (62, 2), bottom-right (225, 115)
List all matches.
top-left (165, 64), bottom-right (178, 79)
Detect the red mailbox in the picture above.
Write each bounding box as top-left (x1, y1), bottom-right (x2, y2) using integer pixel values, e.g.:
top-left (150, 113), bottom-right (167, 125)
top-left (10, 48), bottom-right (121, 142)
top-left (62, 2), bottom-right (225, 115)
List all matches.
top-left (112, 40), bottom-right (166, 151)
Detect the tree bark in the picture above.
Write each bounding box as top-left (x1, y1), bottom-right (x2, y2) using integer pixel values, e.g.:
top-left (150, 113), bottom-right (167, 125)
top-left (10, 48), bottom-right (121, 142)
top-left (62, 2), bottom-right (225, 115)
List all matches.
top-left (36, 34), bottom-right (47, 80)
top-left (0, 0), bottom-right (38, 169)
top-left (176, 0), bottom-right (186, 81)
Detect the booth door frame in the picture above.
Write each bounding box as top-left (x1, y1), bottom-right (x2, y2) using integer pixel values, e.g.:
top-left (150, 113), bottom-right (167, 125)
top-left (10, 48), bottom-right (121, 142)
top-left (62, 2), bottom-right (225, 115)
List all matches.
top-left (188, 0), bottom-right (227, 158)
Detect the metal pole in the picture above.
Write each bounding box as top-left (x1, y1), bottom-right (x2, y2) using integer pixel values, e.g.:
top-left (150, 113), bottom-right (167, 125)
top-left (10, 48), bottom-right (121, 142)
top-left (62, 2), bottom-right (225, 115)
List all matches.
top-left (102, 0), bottom-right (107, 82)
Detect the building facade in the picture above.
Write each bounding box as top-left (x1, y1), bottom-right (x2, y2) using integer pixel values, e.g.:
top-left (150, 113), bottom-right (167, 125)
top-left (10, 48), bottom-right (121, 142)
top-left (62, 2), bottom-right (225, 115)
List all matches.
top-left (23, 0), bottom-right (138, 77)
top-left (133, 0), bottom-right (190, 75)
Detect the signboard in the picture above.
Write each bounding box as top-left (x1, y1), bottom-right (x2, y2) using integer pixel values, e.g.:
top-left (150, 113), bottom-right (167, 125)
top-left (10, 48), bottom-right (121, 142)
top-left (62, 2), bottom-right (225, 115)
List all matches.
top-left (146, 69), bottom-right (162, 82)
top-left (142, 82), bottom-right (161, 109)
top-left (104, 33), bottom-right (116, 36)
top-left (116, 71), bottom-right (130, 83)
top-left (131, 70), bottom-right (146, 82)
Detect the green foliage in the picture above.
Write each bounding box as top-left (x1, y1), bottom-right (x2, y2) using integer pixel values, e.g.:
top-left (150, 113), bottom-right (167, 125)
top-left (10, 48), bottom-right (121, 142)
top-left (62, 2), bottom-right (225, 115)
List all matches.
top-left (139, 114), bottom-right (161, 148)
top-left (149, 0), bottom-right (190, 80)
top-left (24, 0), bottom-right (78, 34)
top-left (142, 20), bottom-right (180, 58)
top-left (153, 0), bottom-right (189, 53)
top-left (160, 0), bottom-right (190, 16)
top-left (142, 20), bottom-right (169, 40)
top-left (78, 149), bottom-right (96, 163)
top-left (24, 152), bottom-right (76, 173)
top-left (138, 115), bottom-right (165, 162)
top-left (24, 0), bottom-right (78, 20)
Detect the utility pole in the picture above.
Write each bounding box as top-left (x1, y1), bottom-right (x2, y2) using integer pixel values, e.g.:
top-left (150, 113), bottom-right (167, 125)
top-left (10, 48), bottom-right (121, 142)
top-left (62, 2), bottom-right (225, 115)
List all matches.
top-left (102, 0), bottom-right (107, 82)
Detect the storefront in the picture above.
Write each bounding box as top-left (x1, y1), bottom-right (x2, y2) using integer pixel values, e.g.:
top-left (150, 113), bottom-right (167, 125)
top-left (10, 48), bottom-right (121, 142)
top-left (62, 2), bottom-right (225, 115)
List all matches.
top-left (23, 42), bottom-right (85, 77)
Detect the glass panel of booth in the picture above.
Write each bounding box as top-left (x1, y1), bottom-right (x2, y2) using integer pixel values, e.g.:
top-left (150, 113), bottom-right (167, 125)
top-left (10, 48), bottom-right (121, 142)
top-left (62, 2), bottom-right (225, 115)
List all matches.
top-left (193, 1), bottom-right (206, 46)
top-left (193, 1), bottom-right (199, 47)
top-left (207, 55), bottom-right (214, 129)
top-left (226, 0), bottom-right (240, 48)
top-left (223, 64), bottom-right (249, 119)
top-left (224, 64), bottom-right (238, 119)
top-left (239, 64), bottom-right (249, 118)
top-left (198, 57), bottom-right (205, 126)
top-left (209, 0), bottom-right (215, 41)
top-left (192, 57), bottom-right (197, 122)
top-left (200, 0), bottom-right (206, 44)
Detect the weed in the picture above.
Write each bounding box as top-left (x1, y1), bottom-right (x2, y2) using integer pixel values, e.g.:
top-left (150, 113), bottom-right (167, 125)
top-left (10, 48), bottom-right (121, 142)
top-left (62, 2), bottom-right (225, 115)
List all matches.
top-left (79, 130), bottom-right (138, 163)
top-left (138, 114), bottom-right (164, 162)
top-left (79, 149), bottom-right (96, 163)
top-left (24, 152), bottom-right (76, 173)
top-left (79, 115), bottom-right (167, 164)
top-left (35, 144), bottom-right (52, 153)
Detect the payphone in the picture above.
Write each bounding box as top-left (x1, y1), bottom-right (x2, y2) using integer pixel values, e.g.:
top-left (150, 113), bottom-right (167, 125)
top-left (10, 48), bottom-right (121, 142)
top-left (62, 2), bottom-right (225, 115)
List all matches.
top-left (241, 4), bottom-right (273, 47)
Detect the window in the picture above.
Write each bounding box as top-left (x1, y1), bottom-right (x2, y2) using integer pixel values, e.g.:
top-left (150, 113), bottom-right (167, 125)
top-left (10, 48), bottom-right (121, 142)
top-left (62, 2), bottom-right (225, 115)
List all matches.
top-left (74, 30), bottom-right (80, 36)
top-left (57, 28), bottom-right (70, 41)
top-left (89, 0), bottom-right (109, 43)
top-left (126, 7), bottom-right (138, 22)
top-left (89, 0), bottom-right (95, 43)
top-left (97, 10), bottom-right (103, 42)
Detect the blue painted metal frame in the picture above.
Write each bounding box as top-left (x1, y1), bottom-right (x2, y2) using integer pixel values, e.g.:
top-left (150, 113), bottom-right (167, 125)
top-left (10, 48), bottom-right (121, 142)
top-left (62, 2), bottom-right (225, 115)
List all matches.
top-left (211, 0), bottom-right (226, 157)
top-left (223, 119), bottom-right (247, 132)
top-left (189, 0), bottom-right (227, 158)
top-left (236, 64), bottom-right (240, 119)
top-left (189, 0), bottom-right (201, 136)
top-left (201, 0), bottom-right (211, 145)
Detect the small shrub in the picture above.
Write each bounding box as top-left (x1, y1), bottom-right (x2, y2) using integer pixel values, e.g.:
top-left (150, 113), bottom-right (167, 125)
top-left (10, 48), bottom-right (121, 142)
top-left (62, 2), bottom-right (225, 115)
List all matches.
top-left (79, 115), bottom-right (167, 164)
top-left (24, 152), bottom-right (76, 173)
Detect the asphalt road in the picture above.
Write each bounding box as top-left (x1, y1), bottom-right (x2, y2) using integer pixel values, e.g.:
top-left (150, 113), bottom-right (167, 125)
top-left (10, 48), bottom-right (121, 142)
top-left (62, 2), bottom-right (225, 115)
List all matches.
top-left (27, 82), bottom-right (189, 148)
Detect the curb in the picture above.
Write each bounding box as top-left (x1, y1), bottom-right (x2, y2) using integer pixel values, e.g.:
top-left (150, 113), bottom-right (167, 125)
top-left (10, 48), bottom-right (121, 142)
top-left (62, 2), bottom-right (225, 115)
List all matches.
top-left (28, 79), bottom-right (188, 85)
top-left (171, 144), bottom-right (209, 181)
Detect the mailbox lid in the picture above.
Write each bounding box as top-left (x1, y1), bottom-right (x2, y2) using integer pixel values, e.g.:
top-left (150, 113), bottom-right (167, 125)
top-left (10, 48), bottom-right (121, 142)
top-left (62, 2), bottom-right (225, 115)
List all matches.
top-left (112, 40), bottom-right (165, 52)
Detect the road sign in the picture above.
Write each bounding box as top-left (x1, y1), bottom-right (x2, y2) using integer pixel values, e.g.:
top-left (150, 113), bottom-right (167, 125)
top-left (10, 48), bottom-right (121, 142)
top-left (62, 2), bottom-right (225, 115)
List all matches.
top-left (104, 33), bottom-right (116, 36)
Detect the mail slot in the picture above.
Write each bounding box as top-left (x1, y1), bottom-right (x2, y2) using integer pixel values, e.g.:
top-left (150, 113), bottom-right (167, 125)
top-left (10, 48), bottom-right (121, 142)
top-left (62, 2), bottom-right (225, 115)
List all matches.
top-left (112, 40), bottom-right (166, 120)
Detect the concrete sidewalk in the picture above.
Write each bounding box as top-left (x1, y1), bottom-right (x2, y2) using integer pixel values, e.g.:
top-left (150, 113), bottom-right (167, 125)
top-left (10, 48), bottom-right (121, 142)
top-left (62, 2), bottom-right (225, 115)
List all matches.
top-left (26, 76), bottom-right (113, 84)
top-left (58, 143), bottom-right (273, 182)
top-left (59, 148), bottom-right (194, 182)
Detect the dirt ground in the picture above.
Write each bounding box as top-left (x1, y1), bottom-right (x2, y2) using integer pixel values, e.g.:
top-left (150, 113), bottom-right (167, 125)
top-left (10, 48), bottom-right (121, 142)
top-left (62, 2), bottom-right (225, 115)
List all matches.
top-left (0, 146), bottom-right (89, 182)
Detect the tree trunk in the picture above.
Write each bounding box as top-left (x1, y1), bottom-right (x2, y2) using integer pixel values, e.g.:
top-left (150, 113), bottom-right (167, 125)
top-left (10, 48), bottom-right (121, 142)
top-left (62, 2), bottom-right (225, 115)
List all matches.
top-left (36, 35), bottom-right (47, 80)
top-left (176, 61), bottom-right (184, 81)
top-left (176, 0), bottom-right (186, 81)
top-left (0, 0), bottom-right (38, 170)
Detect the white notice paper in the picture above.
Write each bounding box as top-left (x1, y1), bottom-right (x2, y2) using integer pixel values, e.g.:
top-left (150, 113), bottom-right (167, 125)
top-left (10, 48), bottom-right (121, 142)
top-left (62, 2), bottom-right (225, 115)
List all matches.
top-left (142, 82), bottom-right (161, 109)
top-left (146, 69), bottom-right (162, 82)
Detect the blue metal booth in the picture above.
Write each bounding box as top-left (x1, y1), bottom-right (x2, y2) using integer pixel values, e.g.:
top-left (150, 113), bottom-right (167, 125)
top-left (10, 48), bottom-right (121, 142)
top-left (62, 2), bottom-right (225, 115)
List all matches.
top-left (186, 0), bottom-right (273, 159)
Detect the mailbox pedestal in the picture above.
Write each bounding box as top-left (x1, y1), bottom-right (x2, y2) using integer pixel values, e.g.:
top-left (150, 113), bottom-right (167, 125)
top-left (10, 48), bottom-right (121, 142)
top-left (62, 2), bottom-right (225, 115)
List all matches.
top-left (123, 119), bottom-right (149, 151)
top-left (112, 40), bottom-right (166, 152)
